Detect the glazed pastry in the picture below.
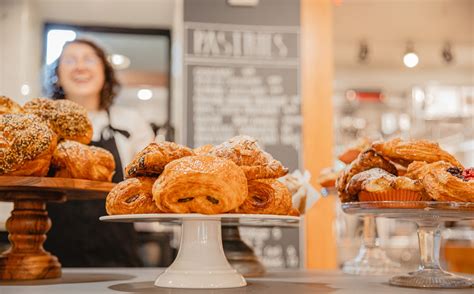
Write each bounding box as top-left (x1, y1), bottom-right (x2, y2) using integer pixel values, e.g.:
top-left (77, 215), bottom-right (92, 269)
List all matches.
top-left (345, 168), bottom-right (427, 202)
top-left (336, 149), bottom-right (398, 202)
top-left (152, 155), bottom-right (248, 214)
top-left (0, 114), bottom-right (57, 176)
top-left (338, 137), bottom-right (371, 164)
top-left (23, 98), bottom-right (93, 144)
top-left (193, 144), bottom-right (214, 155)
top-left (0, 96), bottom-right (23, 114)
top-left (208, 135), bottom-right (288, 180)
top-left (51, 140), bottom-right (115, 182)
top-left (125, 141), bottom-right (194, 178)
top-left (106, 177), bottom-right (160, 215)
top-left (372, 138), bottom-right (463, 168)
top-left (234, 179), bottom-right (293, 215)
top-left (406, 161), bottom-right (474, 202)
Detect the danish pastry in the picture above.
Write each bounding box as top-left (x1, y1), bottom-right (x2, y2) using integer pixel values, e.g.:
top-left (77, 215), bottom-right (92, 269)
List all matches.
top-left (336, 149), bottom-right (398, 202)
top-left (208, 135), bottom-right (288, 180)
top-left (0, 96), bottom-right (23, 115)
top-left (23, 98), bottom-right (93, 144)
top-left (0, 114), bottom-right (57, 176)
top-left (152, 155), bottom-right (247, 214)
top-left (406, 161), bottom-right (474, 202)
top-left (234, 179), bottom-right (293, 215)
top-left (372, 138), bottom-right (463, 168)
top-left (51, 140), bottom-right (115, 182)
top-left (345, 168), bottom-right (427, 202)
top-left (125, 141), bottom-right (194, 178)
top-left (106, 177), bottom-right (161, 215)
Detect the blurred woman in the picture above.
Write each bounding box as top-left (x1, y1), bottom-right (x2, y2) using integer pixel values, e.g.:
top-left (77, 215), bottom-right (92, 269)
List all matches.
top-left (44, 38), bottom-right (154, 267)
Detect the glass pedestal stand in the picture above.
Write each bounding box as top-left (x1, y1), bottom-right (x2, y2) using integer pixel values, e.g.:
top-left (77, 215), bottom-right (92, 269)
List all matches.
top-left (342, 201), bottom-right (474, 289)
top-left (342, 215), bottom-right (401, 275)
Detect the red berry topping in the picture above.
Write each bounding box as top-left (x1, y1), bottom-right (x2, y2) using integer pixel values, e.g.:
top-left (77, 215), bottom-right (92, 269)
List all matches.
top-left (462, 168), bottom-right (474, 181)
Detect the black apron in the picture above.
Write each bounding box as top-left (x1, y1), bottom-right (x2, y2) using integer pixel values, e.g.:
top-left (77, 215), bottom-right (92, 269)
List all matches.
top-left (45, 110), bottom-right (143, 267)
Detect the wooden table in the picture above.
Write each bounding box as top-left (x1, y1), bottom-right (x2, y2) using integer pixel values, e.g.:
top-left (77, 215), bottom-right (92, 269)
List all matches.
top-left (0, 268), bottom-right (472, 293)
top-left (0, 176), bottom-right (114, 280)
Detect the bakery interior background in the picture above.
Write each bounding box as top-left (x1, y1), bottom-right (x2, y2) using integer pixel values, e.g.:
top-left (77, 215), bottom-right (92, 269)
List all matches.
top-left (0, 0), bottom-right (473, 269)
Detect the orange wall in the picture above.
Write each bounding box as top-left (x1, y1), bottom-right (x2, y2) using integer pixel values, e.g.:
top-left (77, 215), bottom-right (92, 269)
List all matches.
top-left (301, 0), bottom-right (338, 269)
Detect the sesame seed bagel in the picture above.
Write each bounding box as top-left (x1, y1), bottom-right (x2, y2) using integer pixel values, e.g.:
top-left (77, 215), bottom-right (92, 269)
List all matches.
top-left (23, 98), bottom-right (93, 144)
top-left (0, 113), bottom-right (57, 176)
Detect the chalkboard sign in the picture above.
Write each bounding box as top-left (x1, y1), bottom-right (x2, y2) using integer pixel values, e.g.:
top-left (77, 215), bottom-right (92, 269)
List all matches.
top-left (183, 0), bottom-right (301, 269)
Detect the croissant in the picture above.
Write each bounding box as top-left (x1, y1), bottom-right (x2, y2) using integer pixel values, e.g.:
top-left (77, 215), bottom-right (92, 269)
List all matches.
top-left (0, 114), bottom-right (57, 176)
top-left (106, 177), bottom-right (161, 215)
top-left (152, 155), bottom-right (248, 214)
top-left (372, 138), bottom-right (463, 168)
top-left (125, 142), bottom-right (194, 178)
top-left (51, 140), bottom-right (115, 182)
top-left (208, 135), bottom-right (288, 180)
top-left (234, 179), bottom-right (293, 215)
top-left (336, 149), bottom-right (397, 202)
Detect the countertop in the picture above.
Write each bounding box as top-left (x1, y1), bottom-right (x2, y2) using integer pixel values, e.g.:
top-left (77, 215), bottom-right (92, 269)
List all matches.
top-left (0, 268), bottom-right (472, 294)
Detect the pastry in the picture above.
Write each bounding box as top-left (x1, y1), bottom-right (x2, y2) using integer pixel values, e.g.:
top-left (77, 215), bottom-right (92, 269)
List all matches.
top-left (372, 138), bottom-right (463, 168)
top-left (0, 96), bottom-right (23, 114)
top-left (345, 168), bottom-right (427, 202)
top-left (336, 149), bottom-right (398, 202)
top-left (125, 141), bottom-right (194, 178)
top-left (317, 167), bottom-right (339, 188)
top-left (208, 135), bottom-right (288, 180)
top-left (406, 161), bottom-right (474, 202)
top-left (234, 179), bottom-right (293, 215)
top-left (152, 155), bottom-right (247, 214)
top-left (338, 137), bottom-right (371, 164)
top-left (193, 144), bottom-right (214, 155)
top-left (106, 177), bottom-right (161, 215)
top-left (23, 98), bottom-right (93, 144)
top-left (0, 114), bottom-right (57, 176)
top-left (51, 140), bottom-right (115, 182)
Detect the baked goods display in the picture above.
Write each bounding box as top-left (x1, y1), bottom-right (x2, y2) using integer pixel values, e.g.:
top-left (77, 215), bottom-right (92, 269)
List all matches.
top-left (23, 98), bottom-right (93, 144)
top-left (106, 177), bottom-right (160, 215)
top-left (338, 137), bottom-right (372, 164)
top-left (336, 138), bottom-right (473, 203)
top-left (51, 140), bottom-right (115, 182)
top-left (0, 96), bottom-right (23, 115)
top-left (124, 141), bottom-right (193, 178)
top-left (107, 136), bottom-right (298, 216)
top-left (0, 114), bottom-right (57, 176)
top-left (153, 155), bottom-right (247, 214)
top-left (0, 96), bottom-right (113, 182)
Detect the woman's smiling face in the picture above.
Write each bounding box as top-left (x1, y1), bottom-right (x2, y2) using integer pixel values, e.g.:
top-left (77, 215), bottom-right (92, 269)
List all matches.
top-left (58, 42), bottom-right (105, 100)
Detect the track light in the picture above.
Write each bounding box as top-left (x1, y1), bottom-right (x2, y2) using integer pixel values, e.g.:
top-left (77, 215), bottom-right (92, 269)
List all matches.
top-left (403, 42), bottom-right (419, 68)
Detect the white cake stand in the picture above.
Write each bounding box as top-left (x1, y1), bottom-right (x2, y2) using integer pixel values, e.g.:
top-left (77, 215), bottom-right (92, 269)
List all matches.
top-left (100, 214), bottom-right (299, 289)
top-left (342, 201), bottom-right (474, 289)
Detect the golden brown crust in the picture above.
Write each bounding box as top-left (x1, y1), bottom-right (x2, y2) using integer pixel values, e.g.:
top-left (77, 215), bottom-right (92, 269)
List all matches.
top-left (193, 144), bottom-right (214, 155)
top-left (338, 138), bottom-right (372, 164)
top-left (345, 168), bottom-right (427, 201)
top-left (234, 179), bottom-right (293, 215)
top-left (152, 155), bottom-right (248, 214)
top-left (0, 114), bottom-right (57, 176)
top-left (336, 149), bottom-right (398, 202)
top-left (51, 140), bottom-right (115, 182)
top-left (125, 142), bottom-right (194, 178)
top-left (317, 168), bottom-right (339, 188)
top-left (106, 177), bottom-right (160, 215)
top-left (372, 138), bottom-right (463, 168)
top-left (208, 135), bottom-right (288, 180)
top-left (406, 161), bottom-right (474, 202)
top-left (23, 98), bottom-right (93, 144)
top-left (0, 96), bottom-right (23, 115)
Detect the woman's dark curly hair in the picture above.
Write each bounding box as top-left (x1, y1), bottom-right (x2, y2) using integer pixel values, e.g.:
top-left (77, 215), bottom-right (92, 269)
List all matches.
top-left (44, 38), bottom-right (121, 110)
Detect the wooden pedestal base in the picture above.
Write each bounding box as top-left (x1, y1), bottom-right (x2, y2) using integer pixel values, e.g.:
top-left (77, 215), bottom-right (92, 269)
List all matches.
top-left (0, 198), bottom-right (62, 280)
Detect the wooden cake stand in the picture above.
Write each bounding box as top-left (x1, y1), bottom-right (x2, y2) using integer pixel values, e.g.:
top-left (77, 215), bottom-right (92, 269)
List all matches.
top-left (0, 176), bottom-right (114, 280)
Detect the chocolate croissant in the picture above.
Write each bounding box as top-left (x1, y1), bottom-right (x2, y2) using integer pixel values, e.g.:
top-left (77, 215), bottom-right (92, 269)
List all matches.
top-left (234, 179), bottom-right (294, 215)
top-left (152, 155), bottom-right (248, 214)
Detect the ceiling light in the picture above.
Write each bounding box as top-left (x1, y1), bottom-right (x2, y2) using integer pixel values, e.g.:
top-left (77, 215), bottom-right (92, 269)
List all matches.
top-left (137, 89), bottom-right (153, 101)
top-left (403, 42), bottom-right (419, 68)
top-left (20, 84), bottom-right (30, 96)
top-left (108, 54), bottom-right (130, 70)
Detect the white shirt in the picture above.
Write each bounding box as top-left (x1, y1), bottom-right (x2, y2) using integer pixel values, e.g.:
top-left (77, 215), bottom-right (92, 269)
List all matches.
top-left (88, 105), bottom-right (155, 170)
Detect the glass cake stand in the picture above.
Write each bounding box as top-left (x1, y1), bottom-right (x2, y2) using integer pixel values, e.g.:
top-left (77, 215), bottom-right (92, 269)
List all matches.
top-left (342, 201), bottom-right (474, 289)
top-left (100, 213), bottom-right (299, 289)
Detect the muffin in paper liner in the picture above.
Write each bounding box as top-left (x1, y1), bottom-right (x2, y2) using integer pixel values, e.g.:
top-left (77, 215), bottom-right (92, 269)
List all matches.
top-left (359, 190), bottom-right (426, 202)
